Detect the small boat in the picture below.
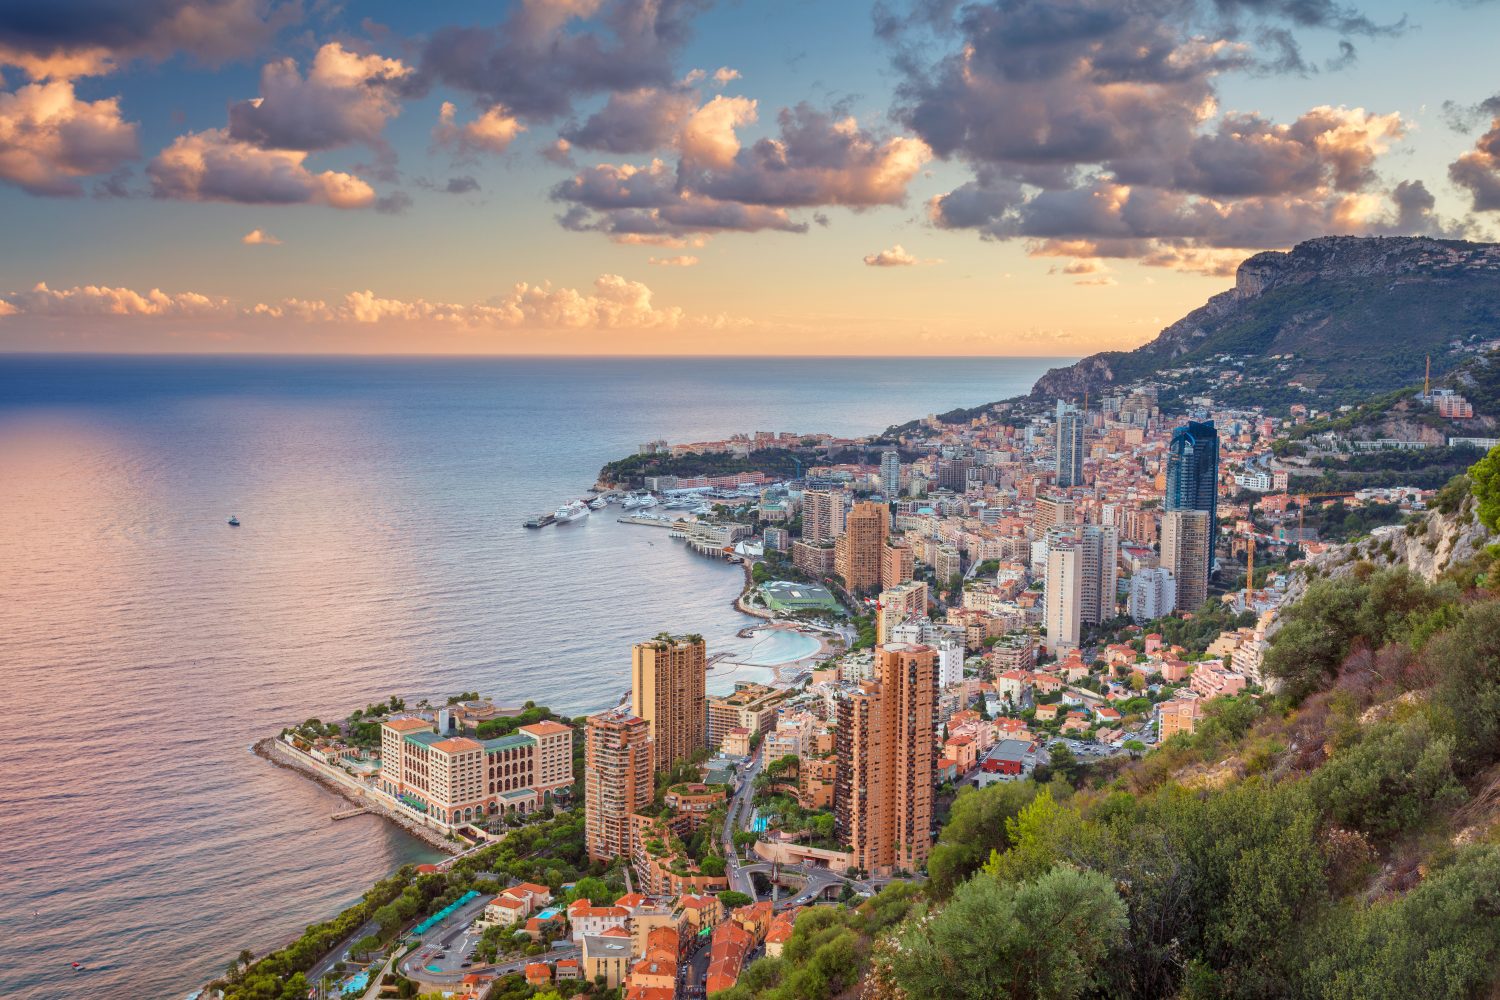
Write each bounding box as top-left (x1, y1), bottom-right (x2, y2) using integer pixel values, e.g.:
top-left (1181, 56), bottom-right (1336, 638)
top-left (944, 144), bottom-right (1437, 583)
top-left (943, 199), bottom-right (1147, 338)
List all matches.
top-left (589, 497), bottom-right (608, 510)
top-left (227, 515), bottom-right (240, 527)
top-left (637, 495), bottom-right (659, 508)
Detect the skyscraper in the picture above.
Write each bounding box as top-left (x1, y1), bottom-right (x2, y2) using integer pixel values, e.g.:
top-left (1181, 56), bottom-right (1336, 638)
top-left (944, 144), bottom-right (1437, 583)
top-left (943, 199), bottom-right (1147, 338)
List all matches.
top-left (1161, 510), bottom-right (1212, 612)
top-left (1043, 523), bottom-right (1118, 652)
top-left (630, 634), bottom-right (706, 772)
top-left (835, 500), bottom-right (888, 593)
top-left (1055, 400), bottom-right (1085, 488)
top-left (834, 643), bottom-right (935, 876)
top-left (880, 450), bottom-right (901, 496)
top-left (1129, 566), bottom-right (1178, 623)
top-left (875, 580), bottom-right (928, 644)
top-left (1165, 420), bottom-right (1220, 589)
top-left (800, 489), bottom-right (846, 543)
top-left (936, 457), bottom-right (973, 493)
top-left (584, 710), bottom-right (652, 862)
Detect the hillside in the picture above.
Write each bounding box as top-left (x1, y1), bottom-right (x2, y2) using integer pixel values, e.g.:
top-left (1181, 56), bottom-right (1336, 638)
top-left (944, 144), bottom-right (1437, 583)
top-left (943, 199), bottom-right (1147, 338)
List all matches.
top-left (717, 452), bottom-right (1500, 1000)
top-left (1028, 236), bottom-right (1500, 409)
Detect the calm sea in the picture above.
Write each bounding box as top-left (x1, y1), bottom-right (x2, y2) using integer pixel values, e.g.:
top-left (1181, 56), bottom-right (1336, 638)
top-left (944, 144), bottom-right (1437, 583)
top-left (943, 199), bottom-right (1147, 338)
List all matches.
top-left (0, 354), bottom-right (1065, 998)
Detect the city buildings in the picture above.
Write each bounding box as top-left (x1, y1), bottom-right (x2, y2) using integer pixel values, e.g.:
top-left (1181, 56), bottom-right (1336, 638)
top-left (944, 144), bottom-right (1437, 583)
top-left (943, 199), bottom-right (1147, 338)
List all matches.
top-left (1162, 510), bottom-right (1212, 612)
top-left (834, 643), bottom-right (935, 876)
top-left (875, 580), bottom-right (928, 644)
top-left (631, 634), bottom-right (707, 772)
top-left (801, 489), bottom-right (847, 543)
top-left (880, 450), bottom-right (901, 495)
top-left (377, 716), bottom-right (573, 828)
top-left (706, 683), bottom-right (789, 748)
top-left (1129, 566), bottom-right (1178, 623)
top-left (835, 500), bottom-right (889, 593)
top-left (1042, 524), bottom-right (1117, 652)
top-left (880, 541), bottom-right (914, 589)
top-left (1165, 420), bottom-right (1220, 587)
top-left (1055, 400), bottom-right (1085, 488)
top-left (584, 710), bottom-right (653, 862)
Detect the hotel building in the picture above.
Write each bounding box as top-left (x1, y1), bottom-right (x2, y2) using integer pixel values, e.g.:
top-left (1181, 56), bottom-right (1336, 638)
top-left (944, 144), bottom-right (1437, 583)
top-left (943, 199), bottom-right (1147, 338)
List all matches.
top-left (631, 634), bottom-right (707, 773)
top-left (584, 710), bottom-right (653, 863)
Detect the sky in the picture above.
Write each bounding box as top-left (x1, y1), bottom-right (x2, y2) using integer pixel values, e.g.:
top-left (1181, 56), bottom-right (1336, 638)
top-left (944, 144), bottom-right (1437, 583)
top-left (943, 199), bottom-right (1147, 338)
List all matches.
top-left (1, 0), bottom-right (1499, 356)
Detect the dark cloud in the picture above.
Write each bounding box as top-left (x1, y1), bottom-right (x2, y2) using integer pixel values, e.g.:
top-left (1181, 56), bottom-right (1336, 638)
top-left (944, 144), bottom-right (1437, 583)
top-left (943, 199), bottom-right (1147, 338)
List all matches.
top-left (226, 43), bottom-right (409, 153)
top-left (883, 0), bottom-right (1447, 268)
top-left (1450, 111), bottom-right (1500, 212)
top-left (0, 0), bottom-right (301, 78)
top-left (375, 190), bottom-right (411, 214)
top-left (411, 0), bottom-right (710, 122)
top-left (559, 87), bottom-right (698, 154)
top-left (444, 175), bottom-right (478, 194)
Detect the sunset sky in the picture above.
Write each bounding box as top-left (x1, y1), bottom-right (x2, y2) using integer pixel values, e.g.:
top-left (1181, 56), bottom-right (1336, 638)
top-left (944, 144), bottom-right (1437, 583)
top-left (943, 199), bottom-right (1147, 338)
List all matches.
top-left (2, 0), bottom-right (1500, 355)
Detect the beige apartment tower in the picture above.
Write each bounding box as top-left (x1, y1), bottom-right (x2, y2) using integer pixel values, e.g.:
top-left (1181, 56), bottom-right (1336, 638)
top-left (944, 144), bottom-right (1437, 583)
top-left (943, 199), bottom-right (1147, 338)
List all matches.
top-left (800, 489), bottom-right (846, 544)
top-left (1161, 509), bottom-right (1211, 612)
top-left (584, 711), bottom-right (653, 862)
top-left (835, 501), bottom-right (889, 593)
top-left (834, 643), bottom-right (935, 876)
top-left (631, 634), bottom-right (707, 772)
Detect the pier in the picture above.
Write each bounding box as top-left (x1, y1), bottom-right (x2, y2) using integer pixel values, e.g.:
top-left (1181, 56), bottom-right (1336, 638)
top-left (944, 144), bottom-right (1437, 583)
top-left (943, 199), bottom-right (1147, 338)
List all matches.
top-left (617, 514), bottom-right (689, 528)
top-left (330, 806), bottom-right (372, 821)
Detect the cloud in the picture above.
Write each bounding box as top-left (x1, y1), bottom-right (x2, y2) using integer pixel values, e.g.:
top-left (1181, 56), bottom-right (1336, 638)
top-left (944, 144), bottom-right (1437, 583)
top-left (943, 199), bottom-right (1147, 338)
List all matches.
top-left (241, 228), bottom-right (281, 245)
top-left (227, 42), bottom-right (411, 152)
top-left (678, 94), bottom-right (758, 168)
top-left (863, 244), bottom-right (940, 267)
top-left (0, 274), bottom-right (688, 331)
top-left (711, 66), bottom-right (740, 86)
top-left (0, 0), bottom-right (302, 81)
top-left (433, 101), bottom-right (525, 156)
top-left (412, 0), bottom-right (710, 122)
top-left (1, 280), bottom-right (228, 316)
top-left (648, 254), bottom-right (699, 266)
top-left (1450, 104), bottom-right (1500, 212)
top-left (443, 175), bottom-right (479, 194)
top-left (0, 78), bottom-right (139, 194)
top-left (883, 0), bottom-right (1442, 270)
top-left (148, 127), bottom-right (375, 207)
top-left (560, 86), bottom-right (698, 154)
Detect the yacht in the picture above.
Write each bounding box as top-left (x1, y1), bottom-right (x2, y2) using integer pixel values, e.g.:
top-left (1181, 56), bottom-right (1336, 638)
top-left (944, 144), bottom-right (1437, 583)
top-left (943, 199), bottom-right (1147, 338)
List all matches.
top-left (227, 515), bottom-right (240, 527)
top-left (637, 495), bottom-right (659, 508)
top-left (621, 494), bottom-right (643, 509)
top-left (554, 500), bottom-right (590, 523)
top-left (589, 496), bottom-right (608, 510)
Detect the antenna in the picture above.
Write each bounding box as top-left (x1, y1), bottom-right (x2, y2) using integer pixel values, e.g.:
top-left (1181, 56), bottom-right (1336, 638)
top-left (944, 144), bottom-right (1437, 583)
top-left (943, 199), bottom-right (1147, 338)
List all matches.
top-left (1425, 355), bottom-right (1431, 398)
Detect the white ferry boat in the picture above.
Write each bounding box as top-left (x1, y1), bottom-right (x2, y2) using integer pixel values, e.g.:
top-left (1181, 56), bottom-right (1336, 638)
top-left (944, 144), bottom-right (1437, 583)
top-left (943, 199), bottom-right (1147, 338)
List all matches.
top-left (554, 499), bottom-right (590, 523)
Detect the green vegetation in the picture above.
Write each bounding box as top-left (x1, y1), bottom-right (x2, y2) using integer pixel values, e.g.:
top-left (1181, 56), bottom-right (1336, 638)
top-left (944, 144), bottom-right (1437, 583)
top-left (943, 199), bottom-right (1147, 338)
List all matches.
top-left (599, 447), bottom-right (804, 487)
top-left (474, 703), bottom-right (563, 740)
top-left (1471, 443), bottom-right (1500, 532)
top-left (1297, 500), bottom-right (1406, 543)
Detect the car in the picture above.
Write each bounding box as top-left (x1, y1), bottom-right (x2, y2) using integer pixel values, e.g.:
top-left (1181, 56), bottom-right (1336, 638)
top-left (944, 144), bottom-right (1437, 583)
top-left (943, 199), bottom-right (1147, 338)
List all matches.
top-left (461, 962), bottom-right (472, 969)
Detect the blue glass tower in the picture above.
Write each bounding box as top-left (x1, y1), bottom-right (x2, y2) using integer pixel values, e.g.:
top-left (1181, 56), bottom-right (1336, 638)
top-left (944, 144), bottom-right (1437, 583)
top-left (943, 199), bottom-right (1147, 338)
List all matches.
top-left (1165, 420), bottom-right (1219, 577)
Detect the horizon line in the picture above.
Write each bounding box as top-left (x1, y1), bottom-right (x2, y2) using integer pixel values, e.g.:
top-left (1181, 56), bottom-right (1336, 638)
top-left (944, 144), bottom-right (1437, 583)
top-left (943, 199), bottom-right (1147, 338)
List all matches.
top-left (0, 351), bottom-right (1084, 362)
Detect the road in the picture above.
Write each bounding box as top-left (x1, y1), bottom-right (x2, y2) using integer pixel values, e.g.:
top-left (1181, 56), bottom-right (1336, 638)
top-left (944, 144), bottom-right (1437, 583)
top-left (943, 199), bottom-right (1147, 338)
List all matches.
top-left (395, 893), bottom-right (498, 987)
top-left (721, 748), bottom-right (764, 897)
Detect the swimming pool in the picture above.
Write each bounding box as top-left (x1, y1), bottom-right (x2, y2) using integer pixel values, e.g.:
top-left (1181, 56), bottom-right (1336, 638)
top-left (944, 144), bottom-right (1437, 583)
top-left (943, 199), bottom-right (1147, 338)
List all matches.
top-left (340, 971), bottom-right (369, 995)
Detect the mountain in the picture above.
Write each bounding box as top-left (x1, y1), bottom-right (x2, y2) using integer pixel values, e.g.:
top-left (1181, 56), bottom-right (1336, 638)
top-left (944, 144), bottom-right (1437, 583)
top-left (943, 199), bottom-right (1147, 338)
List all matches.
top-left (1028, 236), bottom-right (1500, 409)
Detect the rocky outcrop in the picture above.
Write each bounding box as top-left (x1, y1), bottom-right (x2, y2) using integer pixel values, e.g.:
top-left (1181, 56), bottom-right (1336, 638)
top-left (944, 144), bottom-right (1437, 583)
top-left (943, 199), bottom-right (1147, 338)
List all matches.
top-left (1028, 235), bottom-right (1500, 403)
top-left (1307, 502), bottom-right (1491, 584)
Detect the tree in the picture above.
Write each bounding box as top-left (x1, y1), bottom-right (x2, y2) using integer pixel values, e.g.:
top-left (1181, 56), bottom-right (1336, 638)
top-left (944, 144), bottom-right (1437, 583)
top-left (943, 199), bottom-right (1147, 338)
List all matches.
top-left (699, 855), bottom-right (726, 877)
top-left (1427, 601), bottom-right (1500, 774)
top-left (718, 890), bottom-right (754, 908)
top-left (570, 876), bottom-right (613, 905)
top-left (1470, 443), bottom-right (1500, 531)
top-left (891, 866), bottom-right (1127, 1000)
top-left (1311, 716), bottom-right (1464, 839)
top-left (927, 781), bottom-right (1037, 899)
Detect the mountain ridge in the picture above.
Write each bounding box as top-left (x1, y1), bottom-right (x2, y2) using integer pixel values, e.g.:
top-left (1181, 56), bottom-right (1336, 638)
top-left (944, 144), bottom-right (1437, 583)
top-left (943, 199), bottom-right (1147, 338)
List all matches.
top-left (1027, 235), bottom-right (1500, 409)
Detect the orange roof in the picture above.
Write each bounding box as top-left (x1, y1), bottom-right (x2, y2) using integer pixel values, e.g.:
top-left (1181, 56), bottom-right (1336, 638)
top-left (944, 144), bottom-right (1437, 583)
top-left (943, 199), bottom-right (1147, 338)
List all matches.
top-left (615, 892), bottom-right (647, 908)
top-left (489, 897), bottom-right (525, 910)
top-left (510, 882), bottom-right (551, 897)
top-left (524, 963), bottom-right (551, 983)
top-left (520, 720), bottom-right (571, 736)
top-left (601, 925), bottom-right (631, 938)
top-left (433, 736), bottom-right (484, 753)
top-left (384, 717), bottom-right (431, 732)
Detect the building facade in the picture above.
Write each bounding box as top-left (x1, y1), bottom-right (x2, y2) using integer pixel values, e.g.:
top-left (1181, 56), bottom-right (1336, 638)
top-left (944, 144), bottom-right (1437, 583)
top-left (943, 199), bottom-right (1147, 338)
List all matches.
top-left (1165, 420), bottom-right (1219, 586)
top-left (834, 643), bottom-right (935, 876)
top-left (1128, 566), bottom-right (1177, 623)
top-left (1055, 400), bottom-right (1085, 488)
top-left (801, 489), bottom-right (847, 544)
top-left (707, 683), bottom-right (789, 748)
top-left (880, 450), bottom-right (901, 496)
top-left (377, 717), bottom-right (573, 828)
top-left (835, 500), bottom-right (889, 593)
top-left (1161, 509), bottom-right (1212, 612)
top-left (631, 634), bottom-right (707, 773)
top-left (584, 710), bottom-right (653, 862)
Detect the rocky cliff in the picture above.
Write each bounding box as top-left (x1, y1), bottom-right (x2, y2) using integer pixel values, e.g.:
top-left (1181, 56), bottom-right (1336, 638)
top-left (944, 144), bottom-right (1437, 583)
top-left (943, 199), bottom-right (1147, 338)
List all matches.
top-left (1029, 235), bottom-right (1500, 406)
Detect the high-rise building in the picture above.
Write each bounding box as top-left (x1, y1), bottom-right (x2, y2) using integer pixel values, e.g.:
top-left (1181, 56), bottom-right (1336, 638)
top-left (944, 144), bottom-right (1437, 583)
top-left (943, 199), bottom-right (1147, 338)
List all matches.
top-left (1161, 510), bottom-right (1211, 612)
top-left (584, 710), bottom-right (652, 862)
top-left (835, 501), bottom-right (888, 592)
top-left (1055, 400), bottom-right (1085, 488)
top-left (835, 643), bottom-right (935, 876)
top-left (1165, 420), bottom-right (1220, 587)
top-left (933, 544), bottom-right (963, 586)
top-left (706, 682), bottom-right (789, 748)
top-left (1043, 524), bottom-right (1117, 653)
top-left (891, 620), bottom-right (966, 688)
top-left (801, 489), bottom-right (847, 543)
top-left (936, 457), bottom-right (974, 493)
top-left (1043, 530), bottom-right (1083, 654)
top-left (1128, 566), bottom-right (1177, 623)
top-left (880, 450), bottom-right (901, 496)
top-left (631, 634), bottom-right (707, 772)
top-left (876, 580), bottom-right (928, 644)
top-left (880, 542), bottom-right (914, 589)
top-left (1035, 496), bottom-right (1076, 533)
